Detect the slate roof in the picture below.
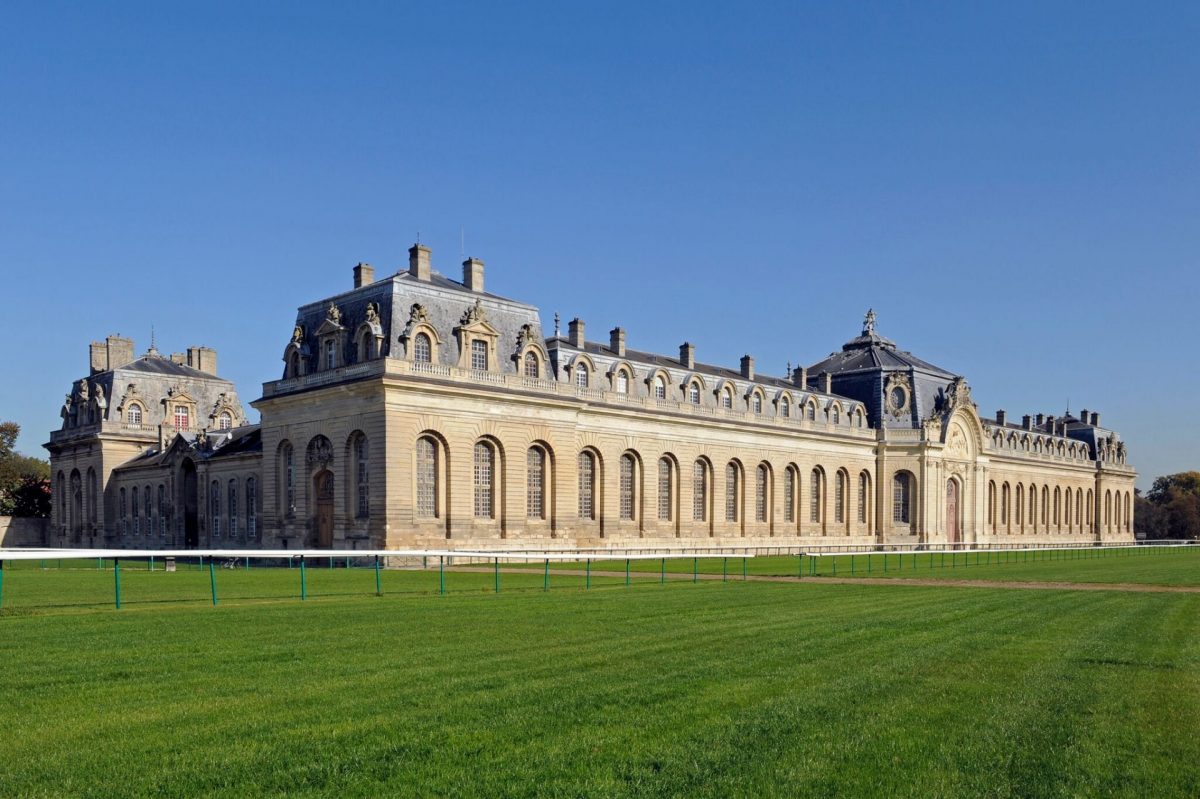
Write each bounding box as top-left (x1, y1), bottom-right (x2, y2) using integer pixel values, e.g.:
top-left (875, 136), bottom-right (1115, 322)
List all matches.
top-left (114, 353), bottom-right (222, 380)
top-left (807, 330), bottom-right (956, 378)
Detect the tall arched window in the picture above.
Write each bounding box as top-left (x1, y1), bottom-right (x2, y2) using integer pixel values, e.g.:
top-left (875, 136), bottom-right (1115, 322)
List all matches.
top-left (654, 375), bottom-right (668, 400)
top-left (689, 382), bottom-right (701, 405)
top-left (575, 362), bottom-right (589, 389)
top-left (1042, 486), bottom-right (1049, 526)
top-left (578, 450), bottom-right (597, 520)
top-left (721, 388), bottom-right (733, 409)
top-left (360, 330), bottom-right (375, 361)
top-left (752, 393), bottom-right (762, 414)
top-left (784, 466), bottom-right (797, 524)
top-left (119, 486), bottom-right (127, 536)
top-left (413, 332), bottom-right (432, 363)
top-left (1078, 491), bottom-right (1084, 530)
top-left (210, 480), bottom-right (221, 538)
top-left (1063, 488), bottom-right (1072, 529)
top-left (218, 411), bottom-right (233, 430)
top-left (725, 462), bottom-right (740, 522)
top-left (693, 460), bottom-right (708, 522)
top-left (1104, 490), bottom-right (1112, 529)
top-left (524, 351), bottom-right (540, 379)
top-left (615, 370), bottom-right (629, 395)
top-left (806, 402), bottom-right (817, 421)
top-left (473, 441), bottom-right (495, 519)
top-left (416, 436), bottom-right (439, 519)
top-left (755, 464), bottom-right (768, 523)
top-left (1087, 490), bottom-right (1094, 526)
top-left (157, 484), bottom-right (166, 536)
top-left (657, 457), bottom-right (673, 521)
top-left (1054, 487), bottom-right (1061, 527)
top-left (131, 485), bottom-right (139, 536)
top-left (859, 471), bottom-right (870, 524)
top-left (527, 446), bottom-right (546, 520)
top-left (87, 467), bottom-right (97, 528)
top-left (619, 453), bottom-right (637, 521)
top-left (831, 406), bottom-right (840, 425)
top-left (127, 404), bottom-right (143, 426)
top-left (280, 441), bottom-right (295, 516)
top-left (228, 479), bottom-right (239, 537)
top-left (246, 477), bottom-right (258, 537)
top-left (1016, 486), bottom-right (1024, 529)
top-left (810, 469), bottom-right (823, 524)
top-left (1000, 483), bottom-right (1010, 527)
top-left (893, 473), bottom-right (911, 524)
top-left (354, 434), bottom-right (369, 518)
top-left (1030, 485), bottom-right (1038, 532)
top-left (988, 481), bottom-right (996, 530)
top-left (780, 396), bottom-right (791, 418)
top-left (835, 471), bottom-right (846, 524)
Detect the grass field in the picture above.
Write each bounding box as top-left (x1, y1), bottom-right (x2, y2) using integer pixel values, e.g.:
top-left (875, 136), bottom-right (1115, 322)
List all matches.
top-left (1, 554), bottom-right (1198, 797)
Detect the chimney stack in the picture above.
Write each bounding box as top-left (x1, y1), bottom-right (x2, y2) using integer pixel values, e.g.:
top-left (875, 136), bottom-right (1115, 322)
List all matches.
top-left (353, 262), bottom-right (375, 288)
top-left (107, 335), bottom-right (134, 370)
top-left (1022, 415), bottom-right (1033, 430)
top-left (89, 341), bottom-right (108, 375)
top-left (1091, 411), bottom-right (1100, 426)
top-left (791, 366), bottom-right (808, 388)
top-left (1036, 413), bottom-right (1045, 426)
top-left (408, 244), bottom-right (431, 281)
top-left (740, 354), bottom-right (754, 380)
top-left (1080, 408), bottom-right (1088, 424)
top-left (996, 409), bottom-right (1006, 426)
top-left (568, 318), bottom-right (586, 348)
top-left (462, 257), bottom-right (485, 293)
top-left (821, 372), bottom-right (832, 393)
top-left (679, 342), bottom-right (695, 369)
top-left (187, 346), bottom-right (218, 375)
top-left (170, 352), bottom-right (186, 366)
top-left (609, 327), bottom-right (626, 356)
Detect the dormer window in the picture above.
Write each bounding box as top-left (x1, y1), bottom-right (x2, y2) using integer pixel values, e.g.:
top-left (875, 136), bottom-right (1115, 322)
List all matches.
top-left (413, 333), bottom-right (432, 363)
top-left (616, 370), bottom-right (629, 394)
top-left (689, 382), bottom-right (701, 404)
top-left (127, 404), bottom-right (143, 426)
top-left (575, 362), bottom-right (589, 388)
top-left (780, 396), bottom-right (791, 418)
top-left (325, 339), bottom-right (337, 370)
top-left (524, 351), bottom-right (540, 379)
top-left (470, 340), bottom-right (488, 371)
top-left (752, 393), bottom-right (762, 414)
top-left (832, 406), bottom-right (840, 424)
top-left (721, 388), bottom-right (733, 409)
top-left (218, 411), bottom-right (233, 430)
top-left (173, 405), bottom-right (189, 431)
top-left (654, 375), bottom-right (668, 400)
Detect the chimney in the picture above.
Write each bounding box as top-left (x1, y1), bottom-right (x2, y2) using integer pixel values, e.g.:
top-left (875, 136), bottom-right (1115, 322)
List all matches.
top-left (1022, 415), bottom-right (1033, 430)
top-left (1079, 408), bottom-right (1088, 424)
top-left (609, 327), bottom-right (625, 356)
top-left (170, 352), bottom-right (186, 366)
top-left (791, 366), bottom-right (808, 388)
top-left (679, 342), bottom-right (695, 369)
top-left (996, 409), bottom-right (1006, 426)
top-left (820, 372), bottom-right (832, 393)
top-left (740, 355), bottom-right (754, 380)
top-left (106, 335), bottom-right (134, 370)
top-left (568, 318), bottom-right (586, 348)
top-left (408, 244), bottom-right (431, 281)
top-left (353, 262), bottom-right (374, 288)
top-left (462, 257), bottom-right (485, 293)
top-left (187, 346), bottom-right (218, 375)
top-left (1036, 413), bottom-right (1045, 426)
top-left (1091, 411), bottom-right (1100, 426)
top-left (90, 341), bottom-right (108, 375)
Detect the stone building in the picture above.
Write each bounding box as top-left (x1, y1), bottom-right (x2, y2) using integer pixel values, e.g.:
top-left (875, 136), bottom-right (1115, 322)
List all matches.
top-left (46, 246), bottom-right (1137, 551)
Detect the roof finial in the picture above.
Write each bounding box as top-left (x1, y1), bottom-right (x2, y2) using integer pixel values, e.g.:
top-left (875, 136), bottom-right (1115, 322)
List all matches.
top-left (863, 308), bottom-right (877, 336)
top-left (554, 312), bottom-right (560, 337)
top-left (148, 324), bottom-right (158, 355)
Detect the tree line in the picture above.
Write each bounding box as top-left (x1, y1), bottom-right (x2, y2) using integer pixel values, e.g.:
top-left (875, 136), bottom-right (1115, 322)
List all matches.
top-left (0, 421), bottom-right (50, 517)
top-left (1135, 472), bottom-right (1200, 540)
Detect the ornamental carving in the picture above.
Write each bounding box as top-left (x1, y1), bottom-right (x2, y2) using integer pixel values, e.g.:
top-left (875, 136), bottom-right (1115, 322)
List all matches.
top-left (937, 376), bottom-right (974, 414)
top-left (461, 299), bottom-right (488, 326)
top-left (325, 303), bottom-right (343, 326)
top-left (884, 372), bottom-right (911, 417)
top-left (306, 435), bottom-right (333, 470)
top-left (409, 303), bottom-right (429, 324)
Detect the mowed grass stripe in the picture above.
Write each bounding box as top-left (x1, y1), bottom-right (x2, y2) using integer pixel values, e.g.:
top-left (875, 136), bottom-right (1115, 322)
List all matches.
top-left (0, 581), bottom-right (1197, 797)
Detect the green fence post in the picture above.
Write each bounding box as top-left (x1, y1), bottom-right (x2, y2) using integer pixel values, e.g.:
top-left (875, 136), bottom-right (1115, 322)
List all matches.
top-left (661, 557), bottom-right (666, 584)
top-left (149, 556), bottom-right (154, 572)
top-left (299, 556), bottom-right (307, 600)
top-left (375, 555), bottom-right (382, 596)
top-left (743, 556), bottom-right (748, 580)
top-left (625, 558), bottom-right (631, 587)
top-left (851, 554), bottom-right (855, 574)
top-left (209, 559), bottom-right (218, 607)
top-left (586, 559), bottom-right (591, 590)
top-left (439, 556), bottom-right (446, 595)
top-left (832, 556), bottom-right (837, 577)
top-left (114, 558), bottom-right (122, 609)
top-left (246, 556), bottom-right (251, 570)
top-left (0, 560), bottom-right (5, 609)
top-left (494, 558), bottom-right (500, 594)
top-left (544, 558), bottom-right (550, 592)
top-left (723, 557), bottom-right (728, 583)
top-left (798, 554), bottom-right (803, 579)
top-left (693, 557), bottom-right (698, 583)
top-left (883, 552), bottom-right (888, 572)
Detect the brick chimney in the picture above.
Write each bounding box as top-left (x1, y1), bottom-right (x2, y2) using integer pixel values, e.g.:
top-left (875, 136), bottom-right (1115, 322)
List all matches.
top-left (791, 366), bottom-right (808, 388)
top-left (740, 355), bottom-right (754, 380)
top-left (568, 318), bottom-right (586, 348)
top-left (353, 262), bottom-right (374, 288)
top-left (1080, 408), bottom-right (1088, 425)
top-left (187, 346), bottom-right (218, 375)
top-left (1091, 411), bottom-right (1100, 426)
top-left (408, 244), bottom-right (431, 281)
top-left (679, 342), bottom-right (695, 369)
top-left (609, 327), bottom-right (625, 356)
top-left (820, 372), bottom-right (832, 394)
top-left (462, 258), bottom-right (484, 293)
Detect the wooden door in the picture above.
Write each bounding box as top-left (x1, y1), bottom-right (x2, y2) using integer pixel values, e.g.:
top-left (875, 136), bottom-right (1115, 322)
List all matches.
top-left (315, 470), bottom-right (334, 548)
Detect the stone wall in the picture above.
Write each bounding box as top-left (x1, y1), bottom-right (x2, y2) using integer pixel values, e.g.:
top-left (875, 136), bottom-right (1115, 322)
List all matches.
top-left (0, 516), bottom-right (49, 547)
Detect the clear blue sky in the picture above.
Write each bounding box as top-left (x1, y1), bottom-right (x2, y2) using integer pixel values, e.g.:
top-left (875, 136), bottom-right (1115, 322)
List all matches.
top-left (1, 2), bottom-right (1196, 489)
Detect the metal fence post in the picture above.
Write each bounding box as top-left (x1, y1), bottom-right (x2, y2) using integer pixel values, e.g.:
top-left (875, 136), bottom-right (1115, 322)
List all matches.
top-left (693, 557), bottom-right (698, 583)
top-left (299, 556), bottom-right (307, 600)
top-left (209, 559), bottom-right (218, 607)
top-left (723, 557), bottom-right (728, 583)
top-left (661, 557), bottom-right (666, 584)
top-left (439, 556), bottom-right (446, 595)
top-left (625, 558), bottom-right (631, 587)
top-left (494, 558), bottom-right (500, 594)
top-left (375, 555), bottom-right (382, 596)
top-left (114, 558), bottom-right (122, 609)
top-left (586, 559), bottom-right (591, 590)
top-left (0, 560), bottom-right (4, 609)
top-left (742, 557), bottom-right (747, 580)
top-left (544, 558), bottom-right (550, 592)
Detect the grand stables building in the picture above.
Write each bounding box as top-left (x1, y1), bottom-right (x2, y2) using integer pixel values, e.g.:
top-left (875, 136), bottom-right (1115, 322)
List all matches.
top-left (46, 246), bottom-right (1136, 552)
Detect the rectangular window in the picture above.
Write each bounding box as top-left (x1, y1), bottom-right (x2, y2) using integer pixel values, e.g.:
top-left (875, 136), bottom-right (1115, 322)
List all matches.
top-left (619, 457), bottom-right (635, 521)
top-left (578, 453), bottom-right (595, 520)
top-left (725, 466), bottom-right (738, 522)
top-left (173, 405), bottom-right (189, 431)
top-left (471, 340), bottom-right (488, 371)
top-left (474, 443), bottom-right (493, 518)
top-left (526, 448), bottom-right (544, 519)
top-left (325, 339), bottom-right (336, 369)
top-left (247, 479), bottom-right (258, 537)
top-left (228, 482), bottom-right (238, 538)
top-left (692, 462), bottom-right (707, 522)
top-left (416, 438), bottom-right (438, 518)
top-left (784, 472), bottom-right (794, 523)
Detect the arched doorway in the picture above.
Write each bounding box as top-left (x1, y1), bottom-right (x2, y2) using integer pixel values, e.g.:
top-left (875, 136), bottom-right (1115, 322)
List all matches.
top-left (314, 470), bottom-right (334, 548)
top-left (946, 479), bottom-right (960, 544)
top-left (181, 460), bottom-right (199, 548)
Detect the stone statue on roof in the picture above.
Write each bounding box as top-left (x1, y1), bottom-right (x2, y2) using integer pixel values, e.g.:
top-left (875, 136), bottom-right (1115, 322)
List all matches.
top-left (863, 308), bottom-right (877, 336)
top-left (326, 303), bottom-right (342, 326)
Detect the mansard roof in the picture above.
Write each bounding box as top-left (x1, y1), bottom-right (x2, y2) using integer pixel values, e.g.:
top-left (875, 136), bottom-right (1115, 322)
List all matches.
top-left (113, 352), bottom-right (226, 380)
top-left (807, 323), bottom-right (956, 379)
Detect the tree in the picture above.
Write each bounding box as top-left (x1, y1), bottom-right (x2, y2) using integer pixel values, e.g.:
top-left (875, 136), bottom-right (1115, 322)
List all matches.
top-left (0, 421), bottom-right (51, 517)
top-left (1137, 472), bottom-right (1200, 541)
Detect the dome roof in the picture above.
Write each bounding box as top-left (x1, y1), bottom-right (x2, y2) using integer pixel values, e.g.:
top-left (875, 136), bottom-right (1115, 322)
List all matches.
top-left (807, 311), bottom-right (956, 378)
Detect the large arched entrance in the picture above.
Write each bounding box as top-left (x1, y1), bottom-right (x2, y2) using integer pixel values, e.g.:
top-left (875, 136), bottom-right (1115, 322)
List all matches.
top-left (946, 479), bottom-right (960, 544)
top-left (314, 469), bottom-right (334, 548)
top-left (181, 460), bottom-right (199, 548)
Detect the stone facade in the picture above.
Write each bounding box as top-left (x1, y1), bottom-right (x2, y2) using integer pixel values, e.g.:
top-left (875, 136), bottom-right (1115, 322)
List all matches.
top-left (46, 246), bottom-right (1137, 551)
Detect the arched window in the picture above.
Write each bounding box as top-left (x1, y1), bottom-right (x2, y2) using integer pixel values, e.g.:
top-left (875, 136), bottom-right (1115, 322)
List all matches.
top-left (523, 351), bottom-right (540, 379)
top-left (988, 481), bottom-right (996, 529)
top-left (279, 441), bottom-right (295, 516)
top-left (246, 477), bottom-right (258, 537)
top-left (806, 402), bottom-right (817, 421)
top-left (1104, 490), bottom-right (1112, 529)
top-left (784, 466), bottom-right (797, 524)
top-left (855, 408), bottom-right (865, 427)
top-left (1016, 486), bottom-right (1024, 529)
top-left (810, 469), bottom-right (823, 524)
top-left (131, 485), bottom-right (139, 536)
top-left (1029, 485), bottom-right (1038, 532)
top-left (578, 450), bottom-right (597, 520)
top-left (218, 411), bottom-right (233, 430)
top-left (893, 473), bottom-right (911, 524)
top-left (752, 393), bottom-right (762, 414)
top-left (657, 457), bottom-right (673, 521)
top-left (325, 339), bottom-right (337, 370)
top-left (87, 467), bottom-right (97, 528)
top-left (1054, 487), bottom-right (1061, 528)
top-left (1063, 488), bottom-right (1072, 529)
top-left (755, 464), bottom-right (768, 523)
top-left (210, 480), bottom-right (221, 538)
top-left (693, 460), bottom-right (708, 522)
top-left (69, 472), bottom-right (80, 534)
top-left (859, 471), bottom-right (870, 524)
top-left (157, 484), bottom-right (166, 536)
top-left (1041, 486), bottom-right (1049, 525)
top-left (127, 404), bottom-right (143, 426)
top-left (287, 350), bottom-right (301, 378)
top-left (832, 406), bottom-right (840, 425)
top-left (119, 486), bottom-right (127, 536)
top-left (575, 362), bottom-right (589, 389)
top-left (780, 396), bottom-right (791, 418)
top-left (615, 370), bottom-right (629, 394)
top-left (654, 375), bottom-right (668, 400)
top-left (470, 339), bottom-right (488, 371)
top-left (1001, 483), bottom-right (1010, 528)
top-left (1124, 492), bottom-right (1131, 532)
top-left (619, 453), bottom-right (637, 521)
top-left (689, 382), bottom-right (701, 405)
top-left (413, 332), bottom-right (432, 363)
top-left (473, 441), bottom-right (495, 519)
top-left (360, 330), bottom-right (375, 361)
top-left (526, 446), bottom-right (546, 519)
top-left (228, 479), bottom-right (239, 537)
top-left (835, 470), bottom-right (846, 524)
top-left (725, 462), bottom-right (740, 522)
top-left (1078, 491), bottom-right (1084, 530)
top-left (144, 485), bottom-right (152, 536)
top-left (1087, 489), bottom-right (1094, 526)
top-left (721, 388), bottom-right (733, 409)
top-left (416, 436), bottom-right (439, 519)
top-left (354, 434), bottom-right (369, 518)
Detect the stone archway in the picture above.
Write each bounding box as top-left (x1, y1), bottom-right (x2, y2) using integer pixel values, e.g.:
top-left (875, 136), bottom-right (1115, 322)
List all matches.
top-left (314, 469), bottom-right (334, 548)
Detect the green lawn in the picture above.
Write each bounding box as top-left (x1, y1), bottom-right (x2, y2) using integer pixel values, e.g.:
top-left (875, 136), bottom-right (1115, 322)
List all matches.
top-left (1, 565), bottom-right (1198, 797)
